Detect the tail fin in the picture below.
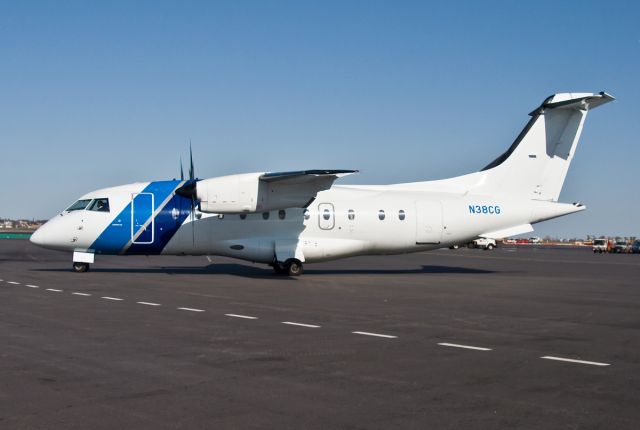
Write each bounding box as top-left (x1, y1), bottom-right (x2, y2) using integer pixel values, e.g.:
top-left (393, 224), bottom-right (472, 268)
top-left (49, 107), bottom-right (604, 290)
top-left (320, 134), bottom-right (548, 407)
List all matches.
top-left (479, 92), bottom-right (614, 201)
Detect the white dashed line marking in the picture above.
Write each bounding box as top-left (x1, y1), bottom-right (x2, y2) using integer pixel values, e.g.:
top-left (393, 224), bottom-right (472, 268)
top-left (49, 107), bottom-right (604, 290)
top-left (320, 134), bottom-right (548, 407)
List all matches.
top-left (438, 342), bottom-right (492, 351)
top-left (282, 321), bottom-right (321, 328)
top-left (72, 292), bottom-right (91, 296)
top-left (352, 331), bottom-right (397, 339)
top-left (541, 356), bottom-right (610, 367)
top-left (225, 313), bottom-right (258, 320)
top-left (7, 281), bottom-right (20, 285)
top-left (101, 296), bottom-right (123, 301)
top-left (137, 301), bottom-right (161, 306)
top-left (177, 307), bottom-right (205, 312)
top-left (45, 288), bottom-right (63, 292)
top-left (25, 284), bottom-right (40, 288)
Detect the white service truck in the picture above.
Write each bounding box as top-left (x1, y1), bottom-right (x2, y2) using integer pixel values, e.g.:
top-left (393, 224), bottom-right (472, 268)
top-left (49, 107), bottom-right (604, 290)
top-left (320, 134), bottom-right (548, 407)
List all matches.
top-left (470, 238), bottom-right (497, 250)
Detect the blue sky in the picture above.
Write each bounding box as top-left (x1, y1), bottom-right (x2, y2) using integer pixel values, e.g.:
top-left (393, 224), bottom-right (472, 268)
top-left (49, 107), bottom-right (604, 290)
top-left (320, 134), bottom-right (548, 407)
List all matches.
top-left (1, 1), bottom-right (638, 237)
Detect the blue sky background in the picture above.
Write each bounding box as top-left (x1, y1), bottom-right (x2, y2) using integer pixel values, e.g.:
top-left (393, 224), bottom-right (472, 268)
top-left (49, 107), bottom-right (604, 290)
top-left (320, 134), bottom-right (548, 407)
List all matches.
top-left (1, 1), bottom-right (638, 238)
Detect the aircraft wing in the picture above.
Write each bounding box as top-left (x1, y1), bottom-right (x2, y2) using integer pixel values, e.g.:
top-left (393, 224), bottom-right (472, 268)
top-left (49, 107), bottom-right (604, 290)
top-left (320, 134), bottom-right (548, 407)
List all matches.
top-left (260, 169), bottom-right (358, 184)
top-left (258, 169), bottom-right (358, 209)
top-left (196, 170), bottom-right (358, 213)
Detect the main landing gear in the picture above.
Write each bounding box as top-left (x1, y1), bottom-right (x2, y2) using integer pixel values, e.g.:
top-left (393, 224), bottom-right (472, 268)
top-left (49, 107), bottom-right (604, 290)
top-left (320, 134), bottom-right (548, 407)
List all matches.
top-left (72, 262), bottom-right (90, 273)
top-left (271, 259), bottom-right (303, 276)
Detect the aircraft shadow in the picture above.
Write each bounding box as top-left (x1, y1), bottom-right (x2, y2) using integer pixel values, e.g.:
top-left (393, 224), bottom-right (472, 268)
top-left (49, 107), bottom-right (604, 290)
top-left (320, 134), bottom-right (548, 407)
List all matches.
top-left (35, 264), bottom-right (496, 278)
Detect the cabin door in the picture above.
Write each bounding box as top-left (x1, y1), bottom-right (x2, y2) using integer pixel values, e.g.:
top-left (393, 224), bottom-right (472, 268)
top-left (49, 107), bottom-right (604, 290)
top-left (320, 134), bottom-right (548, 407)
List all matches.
top-left (131, 192), bottom-right (154, 244)
top-left (415, 200), bottom-right (443, 244)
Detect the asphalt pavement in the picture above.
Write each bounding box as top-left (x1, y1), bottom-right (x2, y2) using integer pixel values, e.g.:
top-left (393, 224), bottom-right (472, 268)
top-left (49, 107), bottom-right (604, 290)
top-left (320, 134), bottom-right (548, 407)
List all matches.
top-left (1, 240), bottom-right (639, 429)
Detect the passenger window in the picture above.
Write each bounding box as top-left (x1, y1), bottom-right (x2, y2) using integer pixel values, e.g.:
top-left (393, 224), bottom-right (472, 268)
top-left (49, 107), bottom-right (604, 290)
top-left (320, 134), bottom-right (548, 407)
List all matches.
top-left (303, 209), bottom-right (310, 220)
top-left (348, 209), bottom-right (355, 221)
top-left (278, 209), bottom-right (286, 220)
top-left (323, 209), bottom-right (331, 220)
top-left (66, 199), bottom-right (92, 211)
top-left (239, 213), bottom-right (247, 220)
top-left (87, 198), bottom-right (110, 212)
top-left (378, 210), bottom-right (385, 220)
top-left (262, 212), bottom-right (270, 220)
top-left (398, 210), bottom-right (406, 221)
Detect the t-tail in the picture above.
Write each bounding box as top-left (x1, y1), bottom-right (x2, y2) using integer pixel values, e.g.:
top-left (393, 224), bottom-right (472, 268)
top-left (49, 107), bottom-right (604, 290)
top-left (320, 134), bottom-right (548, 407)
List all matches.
top-left (478, 92), bottom-right (614, 201)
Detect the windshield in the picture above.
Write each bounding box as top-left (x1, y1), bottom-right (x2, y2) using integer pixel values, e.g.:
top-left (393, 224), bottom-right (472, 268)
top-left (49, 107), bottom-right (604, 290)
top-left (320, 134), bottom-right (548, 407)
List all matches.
top-left (594, 239), bottom-right (606, 245)
top-left (66, 199), bottom-right (92, 211)
top-left (87, 198), bottom-right (110, 212)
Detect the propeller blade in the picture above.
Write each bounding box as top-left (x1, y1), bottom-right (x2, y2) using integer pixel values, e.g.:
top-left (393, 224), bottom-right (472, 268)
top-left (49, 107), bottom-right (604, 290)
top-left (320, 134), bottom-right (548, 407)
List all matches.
top-left (191, 197), bottom-right (196, 246)
top-left (189, 140), bottom-right (194, 181)
top-left (180, 156), bottom-right (184, 181)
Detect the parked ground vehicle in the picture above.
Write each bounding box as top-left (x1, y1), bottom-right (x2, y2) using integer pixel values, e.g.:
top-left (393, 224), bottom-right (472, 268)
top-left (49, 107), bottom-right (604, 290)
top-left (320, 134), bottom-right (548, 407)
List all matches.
top-left (529, 237), bottom-right (542, 244)
top-left (612, 239), bottom-right (630, 253)
top-left (632, 240), bottom-right (640, 254)
top-left (470, 238), bottom-right (497, 250)
top-left (592, 238), bottom-right (608, 253)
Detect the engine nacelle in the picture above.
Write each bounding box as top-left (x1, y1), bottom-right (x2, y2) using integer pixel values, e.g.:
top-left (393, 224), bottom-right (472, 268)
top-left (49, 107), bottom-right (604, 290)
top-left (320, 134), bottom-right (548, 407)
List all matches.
top-left (197, 173), bottom-right (264, 213)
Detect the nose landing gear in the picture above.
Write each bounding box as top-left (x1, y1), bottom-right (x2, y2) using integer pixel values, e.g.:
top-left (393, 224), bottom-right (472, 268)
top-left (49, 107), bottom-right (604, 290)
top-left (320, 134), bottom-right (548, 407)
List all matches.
top-left (72, 262), bottom-right (90, 273)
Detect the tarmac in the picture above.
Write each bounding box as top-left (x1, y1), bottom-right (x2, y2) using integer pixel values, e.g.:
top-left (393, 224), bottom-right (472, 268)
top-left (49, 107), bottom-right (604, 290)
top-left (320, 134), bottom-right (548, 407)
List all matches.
top-left (1, 239), bottom-right (639, 429)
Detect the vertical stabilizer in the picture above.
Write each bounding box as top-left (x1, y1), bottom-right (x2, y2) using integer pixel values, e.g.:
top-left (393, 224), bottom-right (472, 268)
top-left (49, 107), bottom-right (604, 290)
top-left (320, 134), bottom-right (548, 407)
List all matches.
top-left (479, 92), bottom-right (614, 201)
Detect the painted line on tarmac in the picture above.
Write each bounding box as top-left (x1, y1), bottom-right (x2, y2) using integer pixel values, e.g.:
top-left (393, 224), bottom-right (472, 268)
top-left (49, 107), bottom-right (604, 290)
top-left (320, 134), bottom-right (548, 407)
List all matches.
top-left (25, 284), bottom-right (40, 288)
top-left (541, 356), bottom-right (610, 367)
top-left (45, 288), bottom-right (63, 292)
top-left (177, 307), bottom-right (205, 312)
top-left (101, 296), bottom-right (123, 301)
top-left (282, 321), bottom-right (321, 328)
top-left (72, 292), bottom-right (91, 296)
top-left (7, 281), bottom-right (20, 285)
top-left (225, 313), bottom-right (258, 320)
top-left (137, 301), bottom-right (161, 306)
top-left (438, 342), bottom-right (492, 351)
top-left (352, 331), bottom-right (397, 339)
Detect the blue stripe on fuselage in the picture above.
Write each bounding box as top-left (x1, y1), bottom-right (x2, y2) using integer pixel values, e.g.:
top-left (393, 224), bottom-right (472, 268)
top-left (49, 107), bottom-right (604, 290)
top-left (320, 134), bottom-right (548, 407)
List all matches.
top-left (90, 180), bottom-right (189, 255)
top-left (126, 192), bottom-right (191, 255)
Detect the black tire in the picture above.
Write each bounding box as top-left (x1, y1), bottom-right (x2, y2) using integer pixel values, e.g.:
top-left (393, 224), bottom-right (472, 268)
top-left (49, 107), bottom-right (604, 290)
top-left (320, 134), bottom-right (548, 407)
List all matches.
top-left (285, 259), bottom-right (303, 276)
top-left (72, 262), bottom-right (89, 273)
top-left (487, 244), bottom-right (494, 250)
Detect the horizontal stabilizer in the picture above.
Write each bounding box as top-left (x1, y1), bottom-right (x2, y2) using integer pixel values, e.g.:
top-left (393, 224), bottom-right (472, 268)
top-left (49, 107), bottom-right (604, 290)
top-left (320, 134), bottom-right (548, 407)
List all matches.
top-left (480, 224), bottom-right (533, 239)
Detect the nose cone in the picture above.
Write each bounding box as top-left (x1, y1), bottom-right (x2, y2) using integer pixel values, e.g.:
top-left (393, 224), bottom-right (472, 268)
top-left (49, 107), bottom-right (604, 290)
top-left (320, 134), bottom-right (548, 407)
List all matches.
top-left (30, 217), bottom-right (68, 250)
top-left (30, 223), bottom-right (49, 247)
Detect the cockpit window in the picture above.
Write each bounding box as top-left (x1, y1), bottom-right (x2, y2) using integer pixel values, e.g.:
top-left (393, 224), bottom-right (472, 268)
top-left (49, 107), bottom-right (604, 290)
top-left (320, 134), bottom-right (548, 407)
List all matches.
top-left (87, 198), bottom-right (110, 212)
top-left (66, 199), bottom-right (92, 211)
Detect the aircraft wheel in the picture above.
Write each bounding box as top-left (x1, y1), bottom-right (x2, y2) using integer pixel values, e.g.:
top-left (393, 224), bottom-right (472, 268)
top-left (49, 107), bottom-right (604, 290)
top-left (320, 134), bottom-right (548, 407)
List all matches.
top-left (285, 259), bottom-right (303, 276)
top-left (72, 262), bottom-right (90, 273)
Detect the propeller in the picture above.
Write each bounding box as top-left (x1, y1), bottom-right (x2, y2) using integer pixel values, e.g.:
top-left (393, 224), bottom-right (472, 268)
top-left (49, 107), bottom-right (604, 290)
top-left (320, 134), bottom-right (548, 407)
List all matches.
top-left (175, 143), bottom-right (198, 246)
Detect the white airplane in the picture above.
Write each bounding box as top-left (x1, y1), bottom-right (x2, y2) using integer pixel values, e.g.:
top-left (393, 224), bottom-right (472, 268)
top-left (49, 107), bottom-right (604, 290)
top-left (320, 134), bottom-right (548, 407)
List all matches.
top-left (31, 92), bottom-right (614, 275)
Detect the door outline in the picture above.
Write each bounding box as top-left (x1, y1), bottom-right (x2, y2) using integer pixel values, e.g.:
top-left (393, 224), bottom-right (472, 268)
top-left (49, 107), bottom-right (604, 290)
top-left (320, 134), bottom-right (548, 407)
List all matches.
top-left (415, 200), bottom-right (443, 244)
top-left (131, 192), bottom-right (154, 244)
top-left (318, 203), bottom-right (335, 230)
